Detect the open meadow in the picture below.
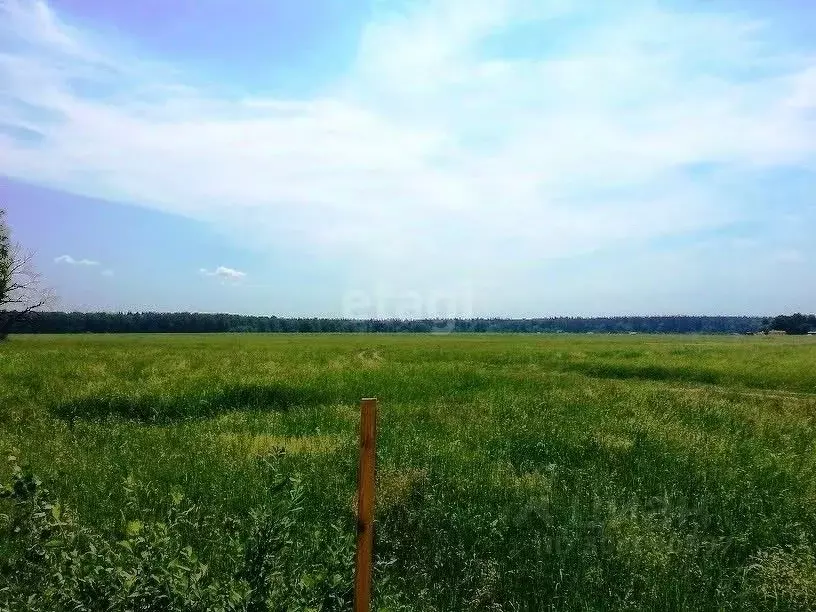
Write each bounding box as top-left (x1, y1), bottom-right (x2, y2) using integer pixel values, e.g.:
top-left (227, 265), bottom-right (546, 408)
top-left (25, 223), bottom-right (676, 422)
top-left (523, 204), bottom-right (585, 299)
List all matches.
top-left (2, 333), bottom-right (816, 611)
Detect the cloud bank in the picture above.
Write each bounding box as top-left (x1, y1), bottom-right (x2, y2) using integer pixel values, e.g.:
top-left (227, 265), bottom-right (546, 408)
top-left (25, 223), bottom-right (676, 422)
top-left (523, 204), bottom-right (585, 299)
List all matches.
top-left (2, 0), bottom-right (815, 298)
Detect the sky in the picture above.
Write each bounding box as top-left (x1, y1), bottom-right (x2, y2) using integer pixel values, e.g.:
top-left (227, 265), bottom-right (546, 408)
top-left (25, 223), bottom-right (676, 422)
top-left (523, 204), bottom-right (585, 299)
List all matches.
top-left (0, 0), bottom-right (814, 318)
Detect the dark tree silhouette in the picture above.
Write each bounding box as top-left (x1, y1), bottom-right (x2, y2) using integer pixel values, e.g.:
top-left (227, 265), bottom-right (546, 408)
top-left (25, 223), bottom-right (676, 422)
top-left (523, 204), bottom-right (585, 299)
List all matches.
top-left (0, 209), bottom-right (53, 339)
top-left (6, 311), bottom-right (765, 335)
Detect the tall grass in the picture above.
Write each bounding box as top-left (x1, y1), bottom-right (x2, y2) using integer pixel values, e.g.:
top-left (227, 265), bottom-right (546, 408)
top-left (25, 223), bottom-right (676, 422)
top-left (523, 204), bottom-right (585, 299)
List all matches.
top-left (2, 333), bottom-right (816, 610)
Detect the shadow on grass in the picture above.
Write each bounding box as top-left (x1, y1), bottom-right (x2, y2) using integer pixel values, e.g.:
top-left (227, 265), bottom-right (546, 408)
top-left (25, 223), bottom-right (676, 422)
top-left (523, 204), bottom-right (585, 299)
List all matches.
top-left (52, 383), bottom-right (332, 424)
top-left (562, 361), bottom-right (721, 385)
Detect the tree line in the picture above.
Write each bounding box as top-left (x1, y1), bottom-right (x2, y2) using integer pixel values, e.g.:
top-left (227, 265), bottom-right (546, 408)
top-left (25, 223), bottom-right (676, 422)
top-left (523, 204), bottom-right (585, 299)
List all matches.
top-left (5, 311), bottom-right (771, 334)
top-left (765, 314), bottom-right (816, 335)
top-left (2, 207), bottom-right (812, 337)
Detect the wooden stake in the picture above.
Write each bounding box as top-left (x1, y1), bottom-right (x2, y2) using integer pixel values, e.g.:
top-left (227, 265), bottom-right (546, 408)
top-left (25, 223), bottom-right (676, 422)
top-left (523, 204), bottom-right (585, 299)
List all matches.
top-left (354, 397), bottom-right (378, 612)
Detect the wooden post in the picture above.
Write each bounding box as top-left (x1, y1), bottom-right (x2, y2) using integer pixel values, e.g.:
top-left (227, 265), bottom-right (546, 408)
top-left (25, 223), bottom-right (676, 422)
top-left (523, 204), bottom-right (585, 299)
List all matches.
top-left (354, 397), bottom-right (378, 612)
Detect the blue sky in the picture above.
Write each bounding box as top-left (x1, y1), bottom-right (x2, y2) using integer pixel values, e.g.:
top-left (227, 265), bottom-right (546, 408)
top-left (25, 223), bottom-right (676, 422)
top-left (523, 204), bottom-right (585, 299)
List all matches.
top-left (1, 0), bottom-right (814, 317)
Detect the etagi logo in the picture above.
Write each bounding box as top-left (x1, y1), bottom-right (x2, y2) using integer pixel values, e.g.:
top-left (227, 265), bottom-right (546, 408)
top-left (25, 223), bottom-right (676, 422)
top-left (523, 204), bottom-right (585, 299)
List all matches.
top-left (341, 284), bottom-right (474, 334)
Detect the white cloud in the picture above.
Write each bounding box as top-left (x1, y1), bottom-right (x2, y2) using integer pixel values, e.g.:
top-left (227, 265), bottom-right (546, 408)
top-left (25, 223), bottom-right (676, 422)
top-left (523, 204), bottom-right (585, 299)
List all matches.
top-left (199, 266), bottom-right (246, 280)
top-left (54, 254), bottom-right (99, 266)
top-left (2, 0), bottom-right (816, 293)
top-left (101, 268), bottom-right (114, 276)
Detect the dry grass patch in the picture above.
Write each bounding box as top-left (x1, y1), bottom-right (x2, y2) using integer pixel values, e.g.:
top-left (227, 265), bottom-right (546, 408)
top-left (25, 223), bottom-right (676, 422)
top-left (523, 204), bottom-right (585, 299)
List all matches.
top-left (376, 468), bottom-right (428, 512)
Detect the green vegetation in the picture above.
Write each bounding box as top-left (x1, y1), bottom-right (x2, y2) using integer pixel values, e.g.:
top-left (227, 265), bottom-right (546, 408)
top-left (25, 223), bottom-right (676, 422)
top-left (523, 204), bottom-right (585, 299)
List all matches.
top-left (2, 333), bottom-right (816, 610)
top-left (767, 313), bottom-right (816, 335)
top-left (8, 310), bottom-right (765, 334)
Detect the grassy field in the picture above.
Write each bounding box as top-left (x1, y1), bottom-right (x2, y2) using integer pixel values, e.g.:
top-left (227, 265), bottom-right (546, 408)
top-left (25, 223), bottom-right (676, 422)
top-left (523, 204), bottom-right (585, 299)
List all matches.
top-left (2, 333), bottom-right (816, 610)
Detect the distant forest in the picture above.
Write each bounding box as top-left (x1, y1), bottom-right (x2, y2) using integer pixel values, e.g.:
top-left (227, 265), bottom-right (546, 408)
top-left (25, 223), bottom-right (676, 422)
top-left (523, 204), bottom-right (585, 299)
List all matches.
top-left (4, 311), bottom-right (814, 335)
top-left (0, 311), bottom-right (786, 334)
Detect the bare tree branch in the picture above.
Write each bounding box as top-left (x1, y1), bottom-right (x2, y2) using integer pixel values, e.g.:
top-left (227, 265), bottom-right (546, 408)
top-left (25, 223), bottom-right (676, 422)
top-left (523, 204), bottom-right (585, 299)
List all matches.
top-left (1, 210), bottom-right (55, 338)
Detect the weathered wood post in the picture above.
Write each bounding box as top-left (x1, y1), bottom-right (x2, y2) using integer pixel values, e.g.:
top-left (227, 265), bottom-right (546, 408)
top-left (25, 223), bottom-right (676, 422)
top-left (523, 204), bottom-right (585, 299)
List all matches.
top-left (354, 397), bottom-right (378, 612)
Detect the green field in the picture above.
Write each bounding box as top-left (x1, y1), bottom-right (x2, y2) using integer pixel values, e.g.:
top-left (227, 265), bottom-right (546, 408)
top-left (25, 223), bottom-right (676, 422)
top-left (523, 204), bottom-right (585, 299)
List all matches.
top-left (2, 333), bottom-right (816, 610)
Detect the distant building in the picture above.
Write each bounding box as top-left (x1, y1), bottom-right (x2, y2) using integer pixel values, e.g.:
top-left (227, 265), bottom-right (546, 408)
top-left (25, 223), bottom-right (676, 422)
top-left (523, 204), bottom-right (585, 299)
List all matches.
top-left (808, 331), bottom-right (816, 336)
top-left (768, 330), bottom-right (787, 336)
